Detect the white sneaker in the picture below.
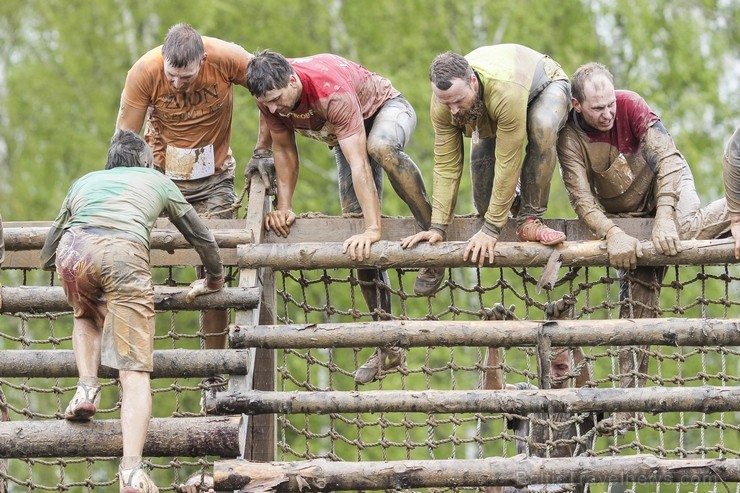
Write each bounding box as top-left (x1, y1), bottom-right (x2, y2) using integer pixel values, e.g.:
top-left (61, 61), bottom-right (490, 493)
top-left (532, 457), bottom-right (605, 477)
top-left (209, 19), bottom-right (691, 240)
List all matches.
top-left (64, 381), bottom-right (101, 421)
top-left (120, 462), bottom-right (158, 493)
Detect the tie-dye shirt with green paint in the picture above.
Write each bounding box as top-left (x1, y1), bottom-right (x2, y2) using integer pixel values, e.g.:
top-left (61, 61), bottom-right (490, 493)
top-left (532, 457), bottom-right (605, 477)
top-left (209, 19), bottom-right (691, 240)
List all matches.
top-left (51, 167), bottom-right (192, 249)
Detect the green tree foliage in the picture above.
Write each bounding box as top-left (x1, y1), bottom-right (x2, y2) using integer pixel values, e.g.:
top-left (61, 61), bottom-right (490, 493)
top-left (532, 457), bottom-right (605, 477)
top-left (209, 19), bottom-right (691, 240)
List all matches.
top-left (1, 0), bottom-right (736, 221)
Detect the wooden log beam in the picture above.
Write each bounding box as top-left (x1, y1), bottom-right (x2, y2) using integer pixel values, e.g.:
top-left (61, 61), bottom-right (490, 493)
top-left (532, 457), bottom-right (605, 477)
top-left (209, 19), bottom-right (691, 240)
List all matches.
top-left (213, 456), bottom-right (740, 491)
top-left (3, 226), bottom-right (253, 251)
top-left (4, 216), bottom-right (648, 250)
top-left (230, 318), bottom-right (740, 349)
top-left (238, 238), bottom-right (738, 269)
top-left (0, 416), bottom-right (239, 458)
top-left (0, 349), bottom-right (251, 378)
top-left (0, 286), bottom-right (259, 313)
top-left (207, 386), bottom-right (740, 416)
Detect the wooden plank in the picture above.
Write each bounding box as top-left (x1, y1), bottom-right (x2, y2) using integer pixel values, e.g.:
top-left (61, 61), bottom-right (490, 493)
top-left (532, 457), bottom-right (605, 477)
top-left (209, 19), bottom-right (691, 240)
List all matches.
top-left (261, 216), bottom-right (655, 243)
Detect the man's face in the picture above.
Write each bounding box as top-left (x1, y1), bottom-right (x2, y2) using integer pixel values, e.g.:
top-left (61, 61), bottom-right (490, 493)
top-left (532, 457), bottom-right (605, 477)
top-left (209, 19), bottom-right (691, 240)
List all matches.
top-left (164, 57), bottom-right (204, 92)
top-left (432, 76), bottom-right (484, 126)
top-left (573, 75), bottom-right (617, 132)
top-left (549, 351), bottom-right (573, 390)
top-left (256, 75), bottom-right (301, 116)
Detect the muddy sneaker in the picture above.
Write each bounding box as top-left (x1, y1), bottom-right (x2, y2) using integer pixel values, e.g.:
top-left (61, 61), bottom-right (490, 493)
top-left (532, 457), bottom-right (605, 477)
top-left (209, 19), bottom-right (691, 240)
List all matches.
top-left (120, 462), bottom-right (159, 493)
top-left (413, 267), bottom-right (445, 296)
top-left (64, 381), bottom-right (101, 421)
top-left (516, 218), bottom-right (566, 246)
top-left (354, 347), bottom-right (406, 385)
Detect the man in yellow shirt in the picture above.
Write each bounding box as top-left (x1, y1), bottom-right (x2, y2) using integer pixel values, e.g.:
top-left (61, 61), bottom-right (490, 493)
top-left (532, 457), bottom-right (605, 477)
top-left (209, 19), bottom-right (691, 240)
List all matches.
top-left (402, 45), bottom-right (570, 295)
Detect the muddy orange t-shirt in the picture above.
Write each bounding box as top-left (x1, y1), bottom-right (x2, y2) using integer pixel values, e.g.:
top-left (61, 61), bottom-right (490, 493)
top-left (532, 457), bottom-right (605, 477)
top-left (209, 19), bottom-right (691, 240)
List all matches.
top-left (120, 37), bottom-right (250, 176)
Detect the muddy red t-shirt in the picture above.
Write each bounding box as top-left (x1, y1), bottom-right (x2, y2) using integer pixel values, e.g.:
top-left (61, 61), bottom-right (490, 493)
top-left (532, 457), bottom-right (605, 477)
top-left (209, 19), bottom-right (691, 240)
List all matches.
top-left (260, 54), bottom-right (400, 146)
top-left (580, 90), bottom-right (659, 153)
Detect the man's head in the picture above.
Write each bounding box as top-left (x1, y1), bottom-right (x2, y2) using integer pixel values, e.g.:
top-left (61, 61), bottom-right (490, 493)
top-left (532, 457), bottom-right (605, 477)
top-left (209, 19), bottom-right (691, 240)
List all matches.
top-left (549, 348), bottom-right (578, 390)
top-left (246, 50), bottom-right (301, 115)
top-left (162, 23), bottom-right (206, 91)
top-left (571, 62), bottom-right (617, 132)
top-left (106, 130), bottom-right (153, 170)
top-left (429, 51), bottom-right (485, 126)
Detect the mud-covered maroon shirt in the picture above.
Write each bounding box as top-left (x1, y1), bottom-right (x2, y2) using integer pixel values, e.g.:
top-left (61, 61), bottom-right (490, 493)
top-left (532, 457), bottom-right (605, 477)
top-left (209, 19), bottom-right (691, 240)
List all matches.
top-left (259, 54), bottom-right (400, 147)
top-left (558, 90), bottom-right (684, 238)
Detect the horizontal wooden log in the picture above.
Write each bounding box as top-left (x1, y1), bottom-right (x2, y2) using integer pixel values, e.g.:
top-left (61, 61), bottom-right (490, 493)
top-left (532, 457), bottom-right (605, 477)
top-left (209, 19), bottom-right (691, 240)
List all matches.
top-left (214, 456), bottom-right (740, 491)
top-left (4, 217), bottom-right (651, 250)
top-left (238, 238), bottom-right (738, 269)
top-left (207, 386), bottom-right (740, 416)
top-left (0, 247), bottom-right (240, 270)
top-left (0, 416), bottom-right (239, 458)
top-left (230, 318), bottom-right (740, 349)
top-left (0, 285), bottom-right (259, 313)
top-left (3, 226), bottom-right (253, 251)
top-left (0, 349), bottom-right (251, 378)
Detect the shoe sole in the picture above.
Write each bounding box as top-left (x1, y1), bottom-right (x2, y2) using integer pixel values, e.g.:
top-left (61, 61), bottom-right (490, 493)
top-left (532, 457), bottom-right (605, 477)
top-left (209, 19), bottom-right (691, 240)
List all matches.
top-left (65, 402), bottom-right (96, 421)
top-left (540, 235), bottom-right (566, 246)
top-left (518, 233), bottom-right (566, 246)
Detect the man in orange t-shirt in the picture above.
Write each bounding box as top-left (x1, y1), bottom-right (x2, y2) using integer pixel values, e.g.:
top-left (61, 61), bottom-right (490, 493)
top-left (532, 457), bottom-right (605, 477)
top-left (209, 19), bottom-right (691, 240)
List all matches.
top-left (116, 24), bottom-right (271, 357)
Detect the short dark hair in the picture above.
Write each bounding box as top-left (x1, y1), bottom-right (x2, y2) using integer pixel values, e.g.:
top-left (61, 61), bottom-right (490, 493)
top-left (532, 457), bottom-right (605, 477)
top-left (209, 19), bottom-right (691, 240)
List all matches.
top-left (429, 51), bottom-right (473, 90)
top-left (571, 62), bottom-right (614, 103)
top-left (162, 23), bottom-right (204, 68)
top-left (106, 130), bottom-right (152, 170)
top-left (246, 49), bottom-right (294, 97)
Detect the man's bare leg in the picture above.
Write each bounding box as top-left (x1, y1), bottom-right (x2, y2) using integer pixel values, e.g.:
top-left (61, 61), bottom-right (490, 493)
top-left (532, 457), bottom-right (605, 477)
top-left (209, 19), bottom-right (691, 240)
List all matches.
top-left (119, 370), bottom-right (157, 492)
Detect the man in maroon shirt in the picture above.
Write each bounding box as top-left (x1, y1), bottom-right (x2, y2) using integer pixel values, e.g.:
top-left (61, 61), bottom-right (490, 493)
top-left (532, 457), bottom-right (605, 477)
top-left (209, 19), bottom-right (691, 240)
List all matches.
top-left (557, 62), bottom-right (735, 431)
top-left (246, 50), bottom-right (432, 384)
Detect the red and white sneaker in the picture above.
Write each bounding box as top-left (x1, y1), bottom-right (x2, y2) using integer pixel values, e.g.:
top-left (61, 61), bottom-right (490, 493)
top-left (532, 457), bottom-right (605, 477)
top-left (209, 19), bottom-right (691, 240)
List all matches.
top-left (516, 218), bottom-right (566, 246)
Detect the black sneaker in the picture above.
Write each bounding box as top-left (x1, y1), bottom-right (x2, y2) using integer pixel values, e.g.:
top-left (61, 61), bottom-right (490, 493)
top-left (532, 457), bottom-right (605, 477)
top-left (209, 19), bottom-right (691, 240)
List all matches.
top-left (413, 268), bottom-right (445, 296)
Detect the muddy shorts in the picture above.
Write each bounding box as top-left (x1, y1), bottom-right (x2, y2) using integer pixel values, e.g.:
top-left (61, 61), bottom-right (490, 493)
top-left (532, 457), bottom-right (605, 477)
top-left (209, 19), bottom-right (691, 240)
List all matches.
top-left (175, 159), bottom-right (238, 220)
top-left (55, 228), bottom-right (155, 372)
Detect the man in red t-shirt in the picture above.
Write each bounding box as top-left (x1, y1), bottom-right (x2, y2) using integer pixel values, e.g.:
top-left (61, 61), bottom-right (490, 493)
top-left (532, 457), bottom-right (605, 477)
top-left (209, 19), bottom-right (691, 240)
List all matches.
top-left (246, 50), bottom-right (433, 384)
top-left (557, 62), bottom-right (735, 431)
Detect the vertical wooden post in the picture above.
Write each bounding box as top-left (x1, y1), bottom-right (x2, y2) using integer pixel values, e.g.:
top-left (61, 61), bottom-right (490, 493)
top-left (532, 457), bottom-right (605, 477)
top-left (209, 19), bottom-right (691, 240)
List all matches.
top-left (232, 174), bottom-right (276, 461)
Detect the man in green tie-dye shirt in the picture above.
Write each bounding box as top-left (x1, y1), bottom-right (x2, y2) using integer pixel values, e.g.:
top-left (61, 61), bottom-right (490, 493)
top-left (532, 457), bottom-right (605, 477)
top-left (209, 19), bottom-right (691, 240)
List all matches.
top-left (40, 130), bottom-right (224, 493)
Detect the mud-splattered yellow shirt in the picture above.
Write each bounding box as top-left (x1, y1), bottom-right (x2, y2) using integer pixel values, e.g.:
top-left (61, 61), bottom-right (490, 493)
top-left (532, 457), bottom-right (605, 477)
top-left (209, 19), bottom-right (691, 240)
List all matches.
top-left (430, 44), bottom-right (567, 229)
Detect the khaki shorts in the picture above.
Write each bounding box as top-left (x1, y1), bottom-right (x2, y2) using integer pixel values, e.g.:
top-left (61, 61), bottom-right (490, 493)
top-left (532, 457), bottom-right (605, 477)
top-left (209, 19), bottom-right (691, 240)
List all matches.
top-left (175, 160), bottom-right (238, 219)
top-left (56, 229), bottom-right (155, 372)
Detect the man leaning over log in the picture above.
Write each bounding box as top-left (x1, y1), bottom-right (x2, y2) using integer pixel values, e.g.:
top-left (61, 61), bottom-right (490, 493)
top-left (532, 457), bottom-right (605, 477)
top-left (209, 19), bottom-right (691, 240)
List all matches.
top-left (40, 130), bottom-right (224, 493)
top-left (557, 62), bottom-right (736, 432)
top-left (246, 49), bottom-right (433, 385)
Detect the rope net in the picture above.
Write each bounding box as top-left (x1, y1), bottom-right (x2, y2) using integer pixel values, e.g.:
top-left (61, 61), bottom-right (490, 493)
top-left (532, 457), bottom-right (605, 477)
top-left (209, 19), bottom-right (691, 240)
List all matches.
top-left (0, 265), bottom-right (236, 492)
top-left (1, 251), bottom-right (739, 492)
top-left (269, 262), bottom-right (739, 492)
